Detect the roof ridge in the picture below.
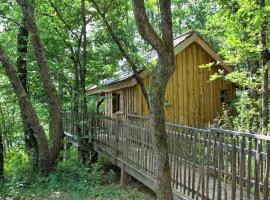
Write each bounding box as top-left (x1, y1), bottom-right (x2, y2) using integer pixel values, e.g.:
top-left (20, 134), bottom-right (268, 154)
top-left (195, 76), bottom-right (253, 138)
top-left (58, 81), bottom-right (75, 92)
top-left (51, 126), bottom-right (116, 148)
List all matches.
top-left (173, 30), bottom-right (195, 40)
top-left (146, 30), bottom-right (195, 52)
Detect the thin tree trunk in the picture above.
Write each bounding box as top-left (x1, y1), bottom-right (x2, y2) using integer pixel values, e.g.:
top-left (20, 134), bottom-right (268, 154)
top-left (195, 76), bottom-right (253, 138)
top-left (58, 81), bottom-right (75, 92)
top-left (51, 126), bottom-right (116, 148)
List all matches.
top-left (16, 16), bottom-right (39, 167)
top-left (260, 0), bottom-right (270, 134)
top-left (79, 0), bottom-right (91, 163)
top-left (0, 130), bottom-right (3, 179)
top-left (17, 0), bottom-right (62, 163)
top-left (72, 31), bottom-right (83, 162)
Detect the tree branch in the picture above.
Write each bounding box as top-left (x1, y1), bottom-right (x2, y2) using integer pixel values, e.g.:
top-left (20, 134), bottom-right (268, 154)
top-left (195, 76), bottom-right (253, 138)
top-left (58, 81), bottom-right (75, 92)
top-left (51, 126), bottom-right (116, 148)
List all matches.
top-left (0, 15), bottom-right (19, 26)
top-left (159, 0), bottom-right (173, 47)
top-left (89, 0), bottom-right (149, 107)
top-left (46, 0), bottom-right (79, 39)
top-left (131, 0), bottom-right (165, 53)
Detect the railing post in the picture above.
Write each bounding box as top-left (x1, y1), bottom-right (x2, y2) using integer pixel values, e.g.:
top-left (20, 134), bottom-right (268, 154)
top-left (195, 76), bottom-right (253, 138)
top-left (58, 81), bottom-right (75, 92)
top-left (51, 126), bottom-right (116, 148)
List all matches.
top-left (231, 135), bottom-right (237, 200)
top-left (113, 114), bottom-right (122, 164)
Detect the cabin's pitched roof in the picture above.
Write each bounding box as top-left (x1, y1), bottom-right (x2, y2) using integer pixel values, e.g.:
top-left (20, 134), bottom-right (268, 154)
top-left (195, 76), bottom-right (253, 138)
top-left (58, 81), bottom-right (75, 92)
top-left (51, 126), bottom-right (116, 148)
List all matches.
top-left (87, 31), bottom-right (231, 95)
top-left (145, 30), bottom-right (194, 61)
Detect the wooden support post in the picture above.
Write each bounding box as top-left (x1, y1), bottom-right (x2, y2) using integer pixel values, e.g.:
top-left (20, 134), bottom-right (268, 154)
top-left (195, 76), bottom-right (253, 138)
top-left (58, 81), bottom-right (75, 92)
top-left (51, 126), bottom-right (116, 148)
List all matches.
top-left (113, 114), bottom-right (122, 164)
top-left (120, 164), bottom-right (128, 185)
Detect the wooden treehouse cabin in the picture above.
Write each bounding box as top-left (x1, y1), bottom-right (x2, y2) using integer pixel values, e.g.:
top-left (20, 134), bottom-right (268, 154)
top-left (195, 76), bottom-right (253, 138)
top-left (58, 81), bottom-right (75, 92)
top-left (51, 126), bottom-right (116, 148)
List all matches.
top-left (87, 31), bottom-right (236, 127)
top-left (64, 32), bottom-right (270, 199)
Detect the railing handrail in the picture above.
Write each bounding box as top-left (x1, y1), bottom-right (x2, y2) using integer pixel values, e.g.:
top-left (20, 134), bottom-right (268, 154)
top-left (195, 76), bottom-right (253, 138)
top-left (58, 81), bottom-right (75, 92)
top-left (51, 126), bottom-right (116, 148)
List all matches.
top-left (127, 113), bottom-right (270, 141)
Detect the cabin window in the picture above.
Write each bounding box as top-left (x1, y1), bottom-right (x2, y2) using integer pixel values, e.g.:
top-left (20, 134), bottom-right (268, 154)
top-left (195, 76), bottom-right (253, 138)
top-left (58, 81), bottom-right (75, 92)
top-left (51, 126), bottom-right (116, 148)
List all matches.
top-left (112, 92), bottom-right (122, 113)
top-left (220, 90), bottom-right (229, 103)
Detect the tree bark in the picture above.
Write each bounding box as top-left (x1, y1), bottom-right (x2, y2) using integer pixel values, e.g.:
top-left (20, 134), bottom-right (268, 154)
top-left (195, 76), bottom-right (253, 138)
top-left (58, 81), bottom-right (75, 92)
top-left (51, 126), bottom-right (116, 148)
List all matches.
top-left (0, 47), bottom-right (52, 175)
top-left (260, 0), bottom-right (270, 134)
top-left (132, 0), bottom-right (174, 199)
top-left (16, 16), bottom-right (39, 167)
top-left (0, 104), bottom-right (7, 160)
top-left (0, 130), bottom-right (3, 179)
top-left (79, 0), bottom-right (91, 163)
top-left (16, 0), bottom-right (62, 163)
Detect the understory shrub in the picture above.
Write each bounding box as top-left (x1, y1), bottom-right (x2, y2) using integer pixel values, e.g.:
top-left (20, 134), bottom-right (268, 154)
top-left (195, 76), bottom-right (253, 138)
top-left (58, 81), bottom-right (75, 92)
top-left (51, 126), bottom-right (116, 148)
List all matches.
top-left (0, 149), bottom-right (153, 200)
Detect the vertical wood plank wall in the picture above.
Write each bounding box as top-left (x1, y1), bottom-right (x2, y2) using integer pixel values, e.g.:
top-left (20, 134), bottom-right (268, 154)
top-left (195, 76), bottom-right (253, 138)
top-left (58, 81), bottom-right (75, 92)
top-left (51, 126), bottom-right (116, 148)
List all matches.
top-left (104, 42), bottom-right (235, 127)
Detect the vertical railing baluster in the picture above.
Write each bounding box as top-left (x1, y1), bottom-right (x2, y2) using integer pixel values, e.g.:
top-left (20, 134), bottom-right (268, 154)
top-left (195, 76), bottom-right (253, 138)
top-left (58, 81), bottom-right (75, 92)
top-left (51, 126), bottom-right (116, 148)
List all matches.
top-left (263, 141), bottom-right (270, 199)
top-left (223, 132), bottom-right (228, 200)
top-left (254, 139), bottom-right (261, 200)
top-left (217, 131), bottom-right (223, 200)
top-left (231, 135), bottom-right (237, 200)
top-left (212, 132), bottom-right (218, 200)
top-left (191, 130), bottom-right (197, 198)
top-left (188, 129), bottom-right (192, 196)
top-left (183, 129), bottom-right (187, 194)
top-left (206, 131), bottom-right (211, 200)
top-left (240, 136), bottom-right (246, 200)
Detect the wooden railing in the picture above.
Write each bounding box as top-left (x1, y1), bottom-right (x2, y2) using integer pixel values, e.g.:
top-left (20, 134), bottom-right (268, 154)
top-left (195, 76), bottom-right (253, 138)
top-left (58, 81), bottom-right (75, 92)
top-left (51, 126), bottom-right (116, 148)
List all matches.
top-left (63, 112), bottom-right (270, 200)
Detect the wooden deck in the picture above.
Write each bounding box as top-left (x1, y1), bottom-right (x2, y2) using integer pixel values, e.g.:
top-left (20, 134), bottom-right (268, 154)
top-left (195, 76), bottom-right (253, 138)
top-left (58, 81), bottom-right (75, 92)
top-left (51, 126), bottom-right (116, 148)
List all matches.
top-left (63, 113), bottom-right (270, 200)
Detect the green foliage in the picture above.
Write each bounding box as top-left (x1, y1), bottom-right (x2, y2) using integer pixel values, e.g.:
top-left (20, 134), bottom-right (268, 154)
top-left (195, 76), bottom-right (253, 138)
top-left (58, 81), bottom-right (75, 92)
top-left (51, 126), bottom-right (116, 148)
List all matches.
top-left (0, 153), bottom-right (153, 200)
top-left (218, 91), bottom-right (261, 132)
top-left (4, 146), bottom-right (28, 174)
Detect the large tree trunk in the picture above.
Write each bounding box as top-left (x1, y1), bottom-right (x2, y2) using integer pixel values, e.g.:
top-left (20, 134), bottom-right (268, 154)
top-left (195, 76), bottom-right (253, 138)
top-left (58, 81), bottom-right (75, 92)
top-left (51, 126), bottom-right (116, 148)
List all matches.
top-left (17, 0), bottom-right (62, 163)
top-left (0, 131), bottom-right (3, 179)
top-left (16, 17), bottom-right (39, 167)
top-left (149, 80), bottom-right (173, 199)
top-left (132, 1), bottom-right (174, 199)
top-left (149, 54), bottom-right (174, 200)
top-left (0, 47), bottom-right (52, 175)
top-left (260, 0), bottom-right (270, 134)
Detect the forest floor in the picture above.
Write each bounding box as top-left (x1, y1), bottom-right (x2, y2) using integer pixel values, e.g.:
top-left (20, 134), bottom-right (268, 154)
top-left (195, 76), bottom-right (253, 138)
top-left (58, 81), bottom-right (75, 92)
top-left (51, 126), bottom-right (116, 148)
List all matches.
top-left (0, 150), bottom-right (154, 200)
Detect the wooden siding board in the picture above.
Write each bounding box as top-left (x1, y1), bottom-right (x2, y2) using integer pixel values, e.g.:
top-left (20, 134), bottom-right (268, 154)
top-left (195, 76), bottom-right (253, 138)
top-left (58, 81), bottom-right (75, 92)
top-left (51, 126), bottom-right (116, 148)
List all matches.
top-left (183, 48), bottom-right (188, 125)
top-left (188, 46), bottom-right (195, 126)
top-left (192, 44), bottom-right (199, 127)
top-left (198, 47), bottom-right (205, 126)
top-left (174, 56), bottom-right (179, 124)
top-left (178, 52), bottom-right (184, 124)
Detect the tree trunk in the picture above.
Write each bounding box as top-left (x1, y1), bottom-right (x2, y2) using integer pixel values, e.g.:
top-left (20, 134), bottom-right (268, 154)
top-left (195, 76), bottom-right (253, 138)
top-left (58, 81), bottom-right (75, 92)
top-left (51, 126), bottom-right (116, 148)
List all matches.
top-left (131, 1), bottom-right (174, 199)
top-left (17, 0), bottom-right (62, 163)
top-left (260, 0), bottom-right (270, 134)
top-left (79, 0), bottom-right (91, 164)
top-left (0, 47), bottom-right (52, 175)
top-left (149, 79), bottom-right (172, 199)
top-left (69, 36), bottom-right (82, 162)
top-left (149, 54), bottom-right (174, 200)
top-left (0, 131), bottom-right (3, 179)
top-left (262, 66), bottom-right (269, 133)
top-left (16, 16), bottom-right (39, 167)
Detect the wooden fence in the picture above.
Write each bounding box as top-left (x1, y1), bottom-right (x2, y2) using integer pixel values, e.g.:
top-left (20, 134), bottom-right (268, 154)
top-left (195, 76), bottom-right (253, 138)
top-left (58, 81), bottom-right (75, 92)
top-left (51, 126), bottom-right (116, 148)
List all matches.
top-left (63, 112), bottom-right (270, 200)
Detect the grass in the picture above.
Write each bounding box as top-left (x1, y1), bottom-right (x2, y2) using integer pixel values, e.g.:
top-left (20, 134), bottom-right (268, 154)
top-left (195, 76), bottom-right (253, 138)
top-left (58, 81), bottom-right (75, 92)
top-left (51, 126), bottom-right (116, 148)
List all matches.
top-left (0, 149), bottom-right (154, 200)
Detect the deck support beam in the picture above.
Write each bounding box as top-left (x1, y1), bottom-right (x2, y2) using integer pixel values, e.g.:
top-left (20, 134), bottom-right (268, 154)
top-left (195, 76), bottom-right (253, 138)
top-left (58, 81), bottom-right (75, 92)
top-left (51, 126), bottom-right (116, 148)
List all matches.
top-left (120, 164), bottom-right (129, 185)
